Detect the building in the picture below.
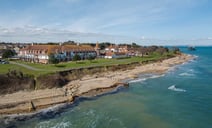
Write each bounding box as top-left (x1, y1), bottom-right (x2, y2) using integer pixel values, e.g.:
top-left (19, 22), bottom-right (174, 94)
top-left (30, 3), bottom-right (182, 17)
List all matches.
top-left (94, 42), bottom-right (100, 57)
top-left (19, 44), bottom-right (97, 64)
top-left (0, 45), bottom-right (7, 50)
top-left (105, 44), bottom-right (119, 52)
top-left (104, 44), bottom-right (129, 59)
top-left (104, 52), bottom-right (127, 59)
top-left (13, 46), bottom-right (20, 55)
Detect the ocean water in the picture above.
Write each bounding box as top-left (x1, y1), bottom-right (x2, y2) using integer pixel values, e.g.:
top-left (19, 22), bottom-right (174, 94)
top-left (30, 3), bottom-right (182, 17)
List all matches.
top-left (3, 47), bottom-right (212, 128)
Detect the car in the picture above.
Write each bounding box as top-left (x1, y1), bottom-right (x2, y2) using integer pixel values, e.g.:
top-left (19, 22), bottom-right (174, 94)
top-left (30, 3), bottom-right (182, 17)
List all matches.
top-left (0, 59), bottom-right (9, 64)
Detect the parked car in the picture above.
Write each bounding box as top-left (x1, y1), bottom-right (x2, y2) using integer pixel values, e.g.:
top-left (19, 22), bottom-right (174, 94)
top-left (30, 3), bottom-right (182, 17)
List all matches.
top-left (0, 59), bottom-right (9, 64)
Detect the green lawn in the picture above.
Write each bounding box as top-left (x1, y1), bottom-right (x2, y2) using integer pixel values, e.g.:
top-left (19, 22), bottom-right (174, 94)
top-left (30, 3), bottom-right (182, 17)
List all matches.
top-left (0, 52), bottom-right (176, 77)
top-left (0, 64), bottom-right (33, 75)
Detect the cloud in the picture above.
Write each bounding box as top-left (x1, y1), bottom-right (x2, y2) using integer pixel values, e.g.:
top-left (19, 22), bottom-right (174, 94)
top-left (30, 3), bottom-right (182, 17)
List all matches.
top-left (0, 25), bottom-right (211, 46)
top-left (0, 26), bottom-right (138, 43)
top-left (0, 0), bottom-right (205, 31)
top-left (0, 0), bottom-right (211, 45)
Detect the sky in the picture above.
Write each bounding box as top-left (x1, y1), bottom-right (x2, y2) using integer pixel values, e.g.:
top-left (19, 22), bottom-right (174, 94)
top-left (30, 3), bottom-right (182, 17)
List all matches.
top-left (0, 0), bottom-right (212, 45)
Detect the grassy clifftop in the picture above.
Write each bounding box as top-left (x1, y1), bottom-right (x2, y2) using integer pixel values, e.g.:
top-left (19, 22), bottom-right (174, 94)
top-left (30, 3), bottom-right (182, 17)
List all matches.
top-left (1, 52), bottom-right (176, 76)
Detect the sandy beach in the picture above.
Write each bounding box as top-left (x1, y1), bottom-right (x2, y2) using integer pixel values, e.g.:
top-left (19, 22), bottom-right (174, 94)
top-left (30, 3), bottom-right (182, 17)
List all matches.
top-left (0, 54), bottom-right (194, 115)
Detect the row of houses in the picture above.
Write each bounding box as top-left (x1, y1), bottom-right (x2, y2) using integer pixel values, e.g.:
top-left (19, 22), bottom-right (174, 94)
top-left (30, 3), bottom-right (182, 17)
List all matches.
top-left (19, 44), bottom-right (97, 64)
top-left (103, 44), bottom-right (139, 58)
top-left (18, 42), bottom-right (142, 64)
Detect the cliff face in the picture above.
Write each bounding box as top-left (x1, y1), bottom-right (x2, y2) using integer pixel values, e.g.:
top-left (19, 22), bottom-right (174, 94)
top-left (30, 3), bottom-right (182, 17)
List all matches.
top-left (0, 60), bottom-right (155, 95)
top-left (35, 62), bottom-right (140, 89)
top-left (0, 74), bottom-right (35, 95)
top-left (36, 73), bottom-right (68, 89)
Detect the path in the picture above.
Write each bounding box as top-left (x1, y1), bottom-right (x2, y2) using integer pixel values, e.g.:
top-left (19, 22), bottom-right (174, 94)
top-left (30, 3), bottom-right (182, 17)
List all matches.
top-left (10, 61), bottom-right (43, 71)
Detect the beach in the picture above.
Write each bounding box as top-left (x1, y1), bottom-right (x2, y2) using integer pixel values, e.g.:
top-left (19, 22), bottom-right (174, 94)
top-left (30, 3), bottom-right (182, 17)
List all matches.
top-left (0, 53), bottom-right (194, 116)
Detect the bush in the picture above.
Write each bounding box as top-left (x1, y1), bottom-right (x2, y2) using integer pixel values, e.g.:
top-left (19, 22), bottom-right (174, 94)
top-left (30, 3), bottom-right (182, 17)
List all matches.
top-left (48, 53), bottom-right (59, 64)
top-left (7, 69), bottom-right (24, 79)
top-left (172, 47), bottom-right (180, 54)
top-left (88, 55), bottom-right (95, 61)
top-left (73, 54), bottom-right (81, 61)
top-left (2, 49), bottom-right (15, 58)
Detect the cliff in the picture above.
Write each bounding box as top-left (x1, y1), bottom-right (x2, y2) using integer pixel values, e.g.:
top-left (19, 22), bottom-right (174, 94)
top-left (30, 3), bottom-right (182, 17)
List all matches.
top-left (0, 58), bottom-right (166, 95)
top-left (0, 71), bottom-right (35, 95)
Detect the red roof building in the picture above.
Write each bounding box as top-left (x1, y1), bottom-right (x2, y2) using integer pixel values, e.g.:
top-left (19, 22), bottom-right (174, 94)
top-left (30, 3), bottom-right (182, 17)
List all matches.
top-left (19, 44), bottom-right (96, 64)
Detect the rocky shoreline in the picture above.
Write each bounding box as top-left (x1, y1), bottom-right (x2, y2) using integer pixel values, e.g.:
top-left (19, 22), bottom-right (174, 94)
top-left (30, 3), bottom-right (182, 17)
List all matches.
top-left (0, 53), bottom-right (195, 118)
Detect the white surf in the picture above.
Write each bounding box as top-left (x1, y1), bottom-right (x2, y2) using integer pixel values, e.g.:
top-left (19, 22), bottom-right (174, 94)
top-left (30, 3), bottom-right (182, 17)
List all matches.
top-left (168, 85), bottom-right (186, 92)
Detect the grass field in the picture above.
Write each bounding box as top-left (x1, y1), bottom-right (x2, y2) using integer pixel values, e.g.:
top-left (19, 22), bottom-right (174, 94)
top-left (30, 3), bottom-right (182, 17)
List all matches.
top-left (0, 52), bottom-right (175, 77)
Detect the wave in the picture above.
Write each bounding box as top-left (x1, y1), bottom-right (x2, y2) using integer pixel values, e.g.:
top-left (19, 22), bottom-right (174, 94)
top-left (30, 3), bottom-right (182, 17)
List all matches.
top-left (129, 74), bottom-right (164, 83)
top-left (149, 74), bottom-right (165, 79)
top-left (188, 55), bottom-right (198, 63)
top-left (189, 69), bottom-right (194, 72)
top-left (37, 120), bottom-right (71, 128)
top-left (168, 85), bottom-right (186, 92)
top-left (193, 55), bottom-right (199, 58)
top-left (0, 103), bottom-right (69, 127)
top-left (179, 72), bottom-right (195, 76)
top-left (129, 78), bottom-right (147, 83)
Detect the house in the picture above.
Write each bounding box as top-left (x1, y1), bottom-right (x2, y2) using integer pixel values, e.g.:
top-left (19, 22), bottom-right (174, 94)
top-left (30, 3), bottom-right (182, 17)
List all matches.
top-left (0, 44), bottom-right (7, 50)
top-left (19, 44), bottom-right (97, 64)
top-left (13, 46), bottom-right (20, 55)
top-left (104, 44), bottom-right (129, 59)
top-left (105, 44), bottom-right (119, 52)
top-left (104, 52), bottom-right (127, 59)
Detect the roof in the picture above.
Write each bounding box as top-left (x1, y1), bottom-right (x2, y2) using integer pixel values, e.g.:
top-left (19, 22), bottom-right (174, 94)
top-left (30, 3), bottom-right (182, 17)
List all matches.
top-left (20, 44), bottom-right (95, 54)
top-left (105, 52), bottom-right (126, 56)
top-left (62, 45), bottom-right (94, 51)
top-left (105, 52), bottom-right (114, 56)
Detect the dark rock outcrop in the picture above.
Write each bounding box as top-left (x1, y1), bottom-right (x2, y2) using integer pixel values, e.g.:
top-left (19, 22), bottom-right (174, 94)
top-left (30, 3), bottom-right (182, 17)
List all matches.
top-left (36, 74), bottom-right (68, 89)
top-left (0, 74), bottom-right (35, 95)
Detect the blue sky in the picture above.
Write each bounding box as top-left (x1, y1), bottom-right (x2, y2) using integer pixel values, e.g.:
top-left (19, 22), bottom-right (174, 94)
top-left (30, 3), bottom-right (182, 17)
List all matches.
top-left (0, 0), bottom-right (212, 45)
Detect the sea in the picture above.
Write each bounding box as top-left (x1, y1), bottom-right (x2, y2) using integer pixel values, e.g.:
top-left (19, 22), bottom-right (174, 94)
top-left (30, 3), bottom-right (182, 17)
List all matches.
top-left (2, 46), bottom-right (212, 128)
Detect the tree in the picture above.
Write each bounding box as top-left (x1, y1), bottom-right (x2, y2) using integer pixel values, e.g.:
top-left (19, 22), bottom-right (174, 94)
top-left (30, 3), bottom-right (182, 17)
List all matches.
top-left (132, 42), bottom-right (140, 48)
top-left (155, 47), bottom-right (168, 55)
top-left (139, 47), bottom-right (148, 57)
top-left (48, 53), bottom-right (59, 64)
top-left (72, 54), bottom-right (81, 61)
top-left (63, 40), bottom-right (76, 45)
top-left (2, 49), bottom-right (15, 58)
top-left (172, 47), bottom-right (180, 54)
top-left (99, 42), bottom-right (112, 50)
top-left (147, 46), bottom-right (158, 53)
